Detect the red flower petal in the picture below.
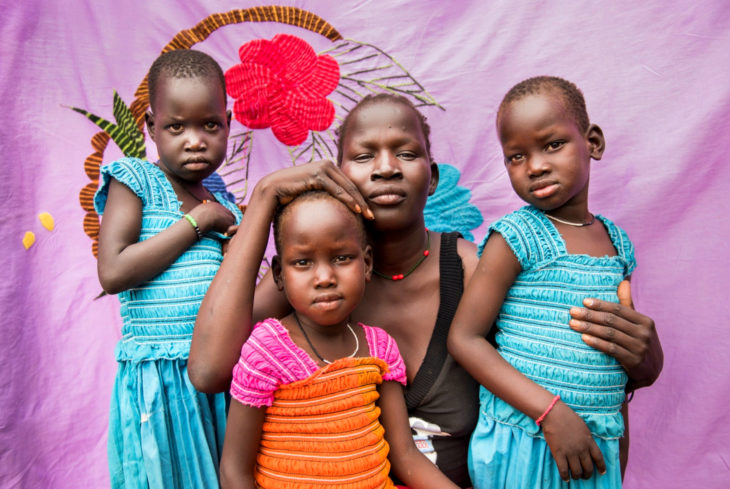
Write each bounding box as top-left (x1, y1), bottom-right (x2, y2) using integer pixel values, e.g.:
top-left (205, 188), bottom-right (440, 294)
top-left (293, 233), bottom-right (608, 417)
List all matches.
top-left (225, 34), bottom-right (341, 146)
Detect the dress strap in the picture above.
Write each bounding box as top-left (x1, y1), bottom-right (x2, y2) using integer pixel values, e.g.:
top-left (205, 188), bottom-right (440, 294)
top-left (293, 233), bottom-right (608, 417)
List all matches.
top-left (404, 232), bottom-right (464, 410)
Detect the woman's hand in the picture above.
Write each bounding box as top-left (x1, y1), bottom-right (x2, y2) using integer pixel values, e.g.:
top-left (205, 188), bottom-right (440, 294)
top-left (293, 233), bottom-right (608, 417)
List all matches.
top-left (569, 281), bottom-right (663, 390)
top-left (541, 401), bottom-right (606, 481)
top-left (257, 159), bottom-right (373, 219)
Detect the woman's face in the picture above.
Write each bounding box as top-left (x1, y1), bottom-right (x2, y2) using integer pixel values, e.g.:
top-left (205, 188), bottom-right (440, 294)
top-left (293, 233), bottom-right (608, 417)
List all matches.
top-left (339, 100), bottom-right (438, 232)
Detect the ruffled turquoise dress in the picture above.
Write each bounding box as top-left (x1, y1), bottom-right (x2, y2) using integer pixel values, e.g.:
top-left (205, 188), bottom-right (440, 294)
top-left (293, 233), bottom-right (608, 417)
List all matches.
top-left (470, 206), bottom-right (636, 489)
top-left (94, 157), bottom-right (243, 489)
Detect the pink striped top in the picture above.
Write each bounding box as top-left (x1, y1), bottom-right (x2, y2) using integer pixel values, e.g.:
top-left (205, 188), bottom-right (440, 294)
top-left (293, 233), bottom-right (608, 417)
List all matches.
top-left (231, 318), bottom-right (407, 407)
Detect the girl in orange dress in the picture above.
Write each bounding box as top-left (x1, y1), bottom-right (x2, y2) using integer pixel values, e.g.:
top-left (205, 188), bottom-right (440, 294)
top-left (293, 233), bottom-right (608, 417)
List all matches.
top-left (218, 191), bottom-right (459, 489)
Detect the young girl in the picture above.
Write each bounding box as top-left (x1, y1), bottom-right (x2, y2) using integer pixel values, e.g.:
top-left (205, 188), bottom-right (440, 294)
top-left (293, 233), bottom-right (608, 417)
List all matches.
top-left (219, 191), bottom-right (460, 489)
top-left (448, 76), bottom-right (636, 488)
top-left (94, 50), bottom-right (242, 488)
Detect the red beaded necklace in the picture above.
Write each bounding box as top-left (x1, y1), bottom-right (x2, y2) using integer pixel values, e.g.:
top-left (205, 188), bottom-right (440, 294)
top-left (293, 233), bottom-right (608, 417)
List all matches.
top-left (372, 230), bottom-right (430, 281)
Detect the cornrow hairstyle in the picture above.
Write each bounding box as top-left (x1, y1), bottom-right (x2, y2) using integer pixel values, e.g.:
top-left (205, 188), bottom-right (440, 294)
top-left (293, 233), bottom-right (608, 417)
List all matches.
top-left (335, 93), bottom-right (434, 164)
top-left (272, 191), bottom-right (369, 255)
top-left (498, 76), bottom-right (590, 133)
top-left (147, 49), bottom-right (227, 110)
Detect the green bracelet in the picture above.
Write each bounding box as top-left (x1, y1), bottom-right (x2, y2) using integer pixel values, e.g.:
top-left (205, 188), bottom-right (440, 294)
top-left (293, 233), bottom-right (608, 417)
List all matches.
top-left (183, 213), bottom-right (203, 240)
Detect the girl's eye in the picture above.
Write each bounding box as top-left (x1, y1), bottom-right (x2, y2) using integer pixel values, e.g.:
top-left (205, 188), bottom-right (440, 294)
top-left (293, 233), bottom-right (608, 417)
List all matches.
top-left (334, 255), bottom-right (352, 264)
top-left (293, 259), bottom-right (311, 267)
top-left (505, 154), bottom-right (525, 165)
top-left (547, 141), bottom-right (565, 151)
top-left (168, 123), bottom-right (184, 134)
top-left (353, 153), bottom-right (372, 163)
top-left (205, 122), bottom-right (220, 131)
top-left (398, 151), bottom-right (416, 160)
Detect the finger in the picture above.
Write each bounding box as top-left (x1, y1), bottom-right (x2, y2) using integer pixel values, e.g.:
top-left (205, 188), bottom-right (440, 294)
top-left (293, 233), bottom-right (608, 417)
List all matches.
top-left (554, 455), bottom-right (570, 483)
top-left (617, 280), bottom-right (634, 309)
top-left (567, 453), bottom-right (584, 480)
top-left (572, 297), bottom-right (644, 326)
top-left (225, 224), bottom-right (238, 237)
top-left (578, 449), bottom-right (594, 480)
top-left (322, 163), bottom-right (373, 219)
top-left (590, 441), bottom-right (607, 476)
top-left (578, 331), bottom-right (643, 369)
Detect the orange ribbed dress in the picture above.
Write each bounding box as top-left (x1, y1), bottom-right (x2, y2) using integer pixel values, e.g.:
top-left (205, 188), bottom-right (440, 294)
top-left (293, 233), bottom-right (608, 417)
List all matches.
top-left (230, 319), bottom-right (408, 489)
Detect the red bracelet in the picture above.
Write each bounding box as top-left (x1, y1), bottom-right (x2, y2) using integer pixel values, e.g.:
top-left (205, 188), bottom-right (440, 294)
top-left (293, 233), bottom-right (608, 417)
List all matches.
top-left (535, 395), bottom-right (561, 426)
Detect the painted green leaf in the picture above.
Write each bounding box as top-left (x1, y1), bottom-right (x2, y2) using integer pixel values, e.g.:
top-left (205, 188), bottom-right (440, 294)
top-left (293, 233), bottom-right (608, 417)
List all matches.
top-left (71, 91), bottom-right (146, 159)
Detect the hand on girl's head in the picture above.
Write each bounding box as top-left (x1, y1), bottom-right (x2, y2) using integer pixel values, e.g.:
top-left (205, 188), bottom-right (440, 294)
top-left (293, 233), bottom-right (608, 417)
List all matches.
top-left (262, 159), bottom-right (373, 219)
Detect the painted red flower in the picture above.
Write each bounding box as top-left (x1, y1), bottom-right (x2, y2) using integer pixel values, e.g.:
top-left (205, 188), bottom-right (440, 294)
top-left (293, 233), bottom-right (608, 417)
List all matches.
top-left (225, 34), bottom-right (340, 146)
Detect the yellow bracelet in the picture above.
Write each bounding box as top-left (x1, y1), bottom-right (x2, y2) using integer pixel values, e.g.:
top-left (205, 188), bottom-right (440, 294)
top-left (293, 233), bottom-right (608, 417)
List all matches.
top-left (183, 214), bottom-right (203, 240)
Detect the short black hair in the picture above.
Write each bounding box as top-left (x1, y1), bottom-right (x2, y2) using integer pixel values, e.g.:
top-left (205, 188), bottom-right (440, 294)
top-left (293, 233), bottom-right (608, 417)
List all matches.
top-left (498, 76), bottom-right (590, 133)
top-left (335, 93), bottom-right (434, 164)
top-left (272, 191), bottom-right (368, 255)
top-left (147, 49), bottom-right (226, 110)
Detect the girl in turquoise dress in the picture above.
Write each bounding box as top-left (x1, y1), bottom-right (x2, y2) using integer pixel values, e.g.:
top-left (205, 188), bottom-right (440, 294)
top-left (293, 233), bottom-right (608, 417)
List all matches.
top-left (94, 50), bottom-right (242, 489)
top-left (448, 76), bottom-right (638, 488)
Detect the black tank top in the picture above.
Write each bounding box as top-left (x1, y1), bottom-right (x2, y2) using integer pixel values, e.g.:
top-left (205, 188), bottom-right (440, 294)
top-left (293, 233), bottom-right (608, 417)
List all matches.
top-left (399, 232), bottom-right (480, 488)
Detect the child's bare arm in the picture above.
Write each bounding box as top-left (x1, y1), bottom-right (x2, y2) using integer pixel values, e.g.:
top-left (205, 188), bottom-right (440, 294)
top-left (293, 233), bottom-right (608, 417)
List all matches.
top-left (189, 180), bottom-right (278, 393)
top-left (447, 233), bottom-right (605, 482)
top-left (96, 179), bottom-right (235, 294)
top-left (378, 381), bottom-right (459, 489)
top-left (220, 401), bottom-right (265, 489)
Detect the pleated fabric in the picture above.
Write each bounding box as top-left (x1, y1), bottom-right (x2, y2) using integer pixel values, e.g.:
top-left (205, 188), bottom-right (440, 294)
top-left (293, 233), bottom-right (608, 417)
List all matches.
top-left (255, 357), bottom-right (397, 489)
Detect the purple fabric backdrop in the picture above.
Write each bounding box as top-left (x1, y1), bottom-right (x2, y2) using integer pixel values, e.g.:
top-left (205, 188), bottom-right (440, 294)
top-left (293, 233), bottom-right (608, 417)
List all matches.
top-left (2, 1), bottom-right (728, 487)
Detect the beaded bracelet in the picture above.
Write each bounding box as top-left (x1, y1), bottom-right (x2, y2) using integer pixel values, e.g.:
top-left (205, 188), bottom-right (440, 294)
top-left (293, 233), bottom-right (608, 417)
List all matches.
top-left (183, 213), bottom-right (203, 240)
top-left (535, 394), bottom-right (561, 426)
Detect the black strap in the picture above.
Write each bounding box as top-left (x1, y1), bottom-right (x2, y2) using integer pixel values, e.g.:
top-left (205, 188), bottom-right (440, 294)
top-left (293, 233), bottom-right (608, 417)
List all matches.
top-left (405, 232), bottom-right (464, 410)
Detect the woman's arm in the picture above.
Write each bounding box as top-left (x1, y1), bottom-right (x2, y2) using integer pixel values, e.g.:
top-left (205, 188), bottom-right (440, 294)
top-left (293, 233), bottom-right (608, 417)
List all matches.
top-left (378, 381), bottom-right (459, 489)
top-left (570, 280), bottom-right (663, 391)
top-left (189, 160), bottom-right (371, 393)
top-left (96, 179), bottom-right (235, 294)
top-left (220, 401), bottom-right (266, 489)
top-left (447, 233), bottom-right (605, 482)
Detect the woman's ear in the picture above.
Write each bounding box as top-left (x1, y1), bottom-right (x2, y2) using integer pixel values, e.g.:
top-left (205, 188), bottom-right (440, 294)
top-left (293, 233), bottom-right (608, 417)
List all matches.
top-left (586, 124), bottom-right (606, 160)
top-left (362, 244), bottom-right (373, 282)
top-left (271, 255), bottom-right (285, 291)
top-left (428, 162), bottom-right (440, 196)
top-left (145, 111), bottom-right (156, 142)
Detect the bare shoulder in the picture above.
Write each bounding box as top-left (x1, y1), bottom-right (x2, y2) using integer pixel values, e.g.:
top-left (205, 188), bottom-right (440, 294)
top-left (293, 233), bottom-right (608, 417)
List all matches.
top-left (456, 237), bottom-right (479, 283)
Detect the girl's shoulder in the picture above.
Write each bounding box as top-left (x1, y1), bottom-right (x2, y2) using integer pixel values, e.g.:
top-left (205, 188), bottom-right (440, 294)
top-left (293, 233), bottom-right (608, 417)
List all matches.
top-left (478, 206), bottom-right (557, 266)
top-left (359, 324), bottom-right (407, 385)
top-left (595, 214), bottom-right (637, 274)
top-left (94, 157), bottom-right (169, 215)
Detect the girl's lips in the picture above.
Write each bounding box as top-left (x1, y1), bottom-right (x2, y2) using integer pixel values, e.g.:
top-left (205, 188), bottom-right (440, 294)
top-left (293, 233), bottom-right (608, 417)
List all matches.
top-left (531, 183), bottom-right (559, 199)
top-left (183, 159), bottom-right (210, 171)
top-left (369, 193), bottom-right (406, 205)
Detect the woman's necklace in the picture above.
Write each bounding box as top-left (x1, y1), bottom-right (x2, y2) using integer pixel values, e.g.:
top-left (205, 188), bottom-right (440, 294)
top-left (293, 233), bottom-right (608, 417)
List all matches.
top-left (372, 230), bottom-right (430, 281)
top-left (544, 212), bottom-right (595, 227)
top-left (293, 312), bottom-right (359, 365)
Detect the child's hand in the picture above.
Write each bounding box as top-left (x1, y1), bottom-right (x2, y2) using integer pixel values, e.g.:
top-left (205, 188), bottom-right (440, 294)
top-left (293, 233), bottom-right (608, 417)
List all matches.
top-left (541, 401), bottom-right (606, 481)
top-left (189, 202), bottom-right (236, 235)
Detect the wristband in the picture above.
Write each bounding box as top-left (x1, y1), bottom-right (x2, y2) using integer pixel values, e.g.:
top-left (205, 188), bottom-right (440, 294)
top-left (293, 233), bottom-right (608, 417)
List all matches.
top-left (535, 394), bottom-right (561, 426)
top-left (183, 213), bottom-right (203, 240)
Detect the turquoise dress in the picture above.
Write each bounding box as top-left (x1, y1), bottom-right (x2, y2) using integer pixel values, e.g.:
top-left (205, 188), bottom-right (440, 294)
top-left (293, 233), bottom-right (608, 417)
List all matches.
top-left (94, 157), bottom-right (243, 489)
top-left (469, 206), bottom-right (636, 489)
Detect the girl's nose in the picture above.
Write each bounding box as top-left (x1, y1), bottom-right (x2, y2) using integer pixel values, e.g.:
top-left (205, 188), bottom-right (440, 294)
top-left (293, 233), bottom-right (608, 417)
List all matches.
top-left (185, 130), bottom-right (207, 151)
top-left (527, 154), bottom-right (549, 176)
top-left (314, 263), bottom-right (336, 287)
top-left (371, 151), bottom-right (402, 180)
